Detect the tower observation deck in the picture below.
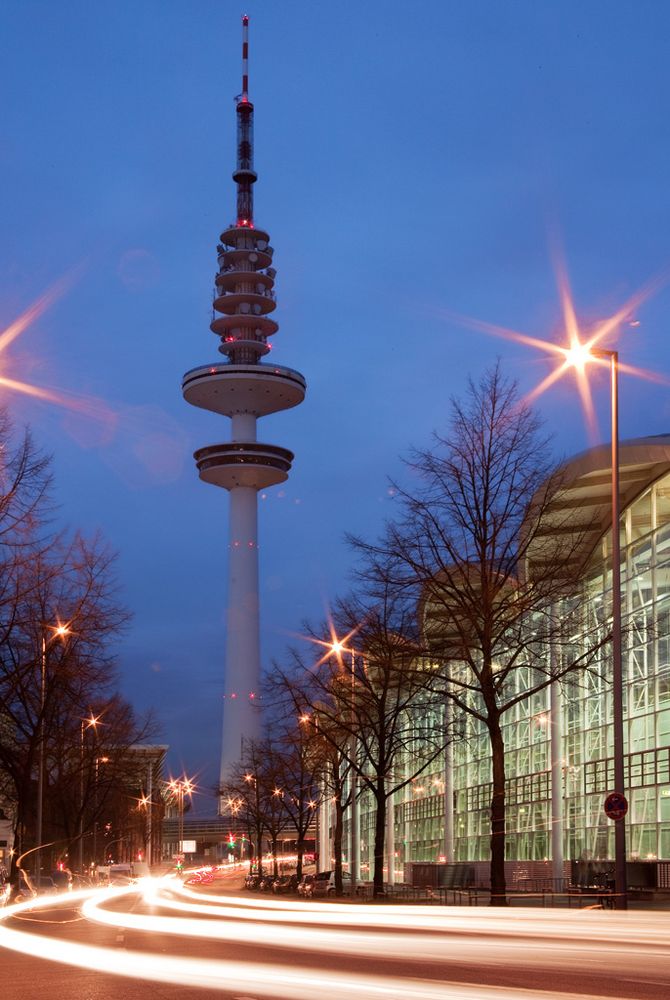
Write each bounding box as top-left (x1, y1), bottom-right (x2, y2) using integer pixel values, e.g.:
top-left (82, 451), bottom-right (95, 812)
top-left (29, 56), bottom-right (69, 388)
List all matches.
top-left (182, 16), bottom-right (306, 792)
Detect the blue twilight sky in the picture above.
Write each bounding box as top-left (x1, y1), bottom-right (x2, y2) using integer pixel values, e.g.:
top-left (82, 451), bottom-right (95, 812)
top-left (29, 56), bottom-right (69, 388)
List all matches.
top-left (3, 1), bottom-right (670, 807)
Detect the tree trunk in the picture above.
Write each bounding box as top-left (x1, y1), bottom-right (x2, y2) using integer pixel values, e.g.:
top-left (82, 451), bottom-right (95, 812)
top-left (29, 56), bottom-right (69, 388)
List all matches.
top-left (372, 778), bottom-right (386, 899)
top-left (488, 713), bottom-right (507, 905)
top-left (255, 822), bottom-right (263, 873)
top-left (296, 836), bottom-right (304, 879)
top-left (8, 816), bottom-right (23, 897)
top-left (333, 798), bottom-right (344, 895)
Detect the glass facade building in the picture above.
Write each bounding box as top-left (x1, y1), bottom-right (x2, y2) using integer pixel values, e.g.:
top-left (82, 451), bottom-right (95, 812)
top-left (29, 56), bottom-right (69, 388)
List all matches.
top-left (338, 437), bottom-right (670, 877)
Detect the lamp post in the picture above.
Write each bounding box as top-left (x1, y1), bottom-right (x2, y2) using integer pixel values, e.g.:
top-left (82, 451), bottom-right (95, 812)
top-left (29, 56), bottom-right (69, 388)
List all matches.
top-left (331, 640), bottom-right (359, 894)
top-left (243, 771), bottom-right (262, 871)
top-left (589, 347), bottom-right (627, 909)
top-left (78, 714), bottom-right (101, 873)
top-left (137, 792), bottom-right (151, 866)
top-left (145, 760), bottom-right (153, 868)
top-left (300, 711), bottom-right (327, 872)
top-left (536, 339), bottom-right (627, 908)
top-left (92, 754), bottom-right (109, 868)
top-left (168, 775), bottom-right (194, 858)
top-left (35, 623), bottom-right (70, 887)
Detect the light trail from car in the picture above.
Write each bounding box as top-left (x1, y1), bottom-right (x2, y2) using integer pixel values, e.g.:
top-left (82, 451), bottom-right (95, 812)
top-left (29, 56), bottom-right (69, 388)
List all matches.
top-left (79, 881), bottom-right (669, 974)
top-left (1, 874), bottom-right (669, 999)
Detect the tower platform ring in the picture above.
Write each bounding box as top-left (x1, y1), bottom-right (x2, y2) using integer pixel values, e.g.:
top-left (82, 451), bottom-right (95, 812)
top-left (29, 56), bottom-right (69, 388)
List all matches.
top-left (220, 225), bottom-right (271, 246)
top-left (218, 247), bottom-right (273, 270)
top-left (182, 362), bottom-right (306, 417)
top-left (210, 314), bottom-right (278, 338)
top-left (216, 269), bottom-right (274, 291)
top-left (219, 338), bottom-right (270, 358)
top-left (194, 441), bottom-right (294, 490)
top-left (213, 291), bottom-right (276, 315)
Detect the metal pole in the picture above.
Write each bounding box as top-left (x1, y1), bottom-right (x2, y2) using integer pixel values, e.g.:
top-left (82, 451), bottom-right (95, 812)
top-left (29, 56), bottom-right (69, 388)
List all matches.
top-left (146, 762), bottom-right (153, 868)
top-left (349, 651), bottom-right (359, 892)
top-left (78, 721), bottom-right (84, 872)
top-left (609, 350), bottom-right (628, 909)
top-left (550, 675), bottom-right (564, 888)
top-left (443, 696), bottom-right (454, 864)
top-left (35, 634), bottom-right (46, 888)
top-left (93, 759), bottom-right (99, 869)
top-left (179, 787), bottom-right (184, 853)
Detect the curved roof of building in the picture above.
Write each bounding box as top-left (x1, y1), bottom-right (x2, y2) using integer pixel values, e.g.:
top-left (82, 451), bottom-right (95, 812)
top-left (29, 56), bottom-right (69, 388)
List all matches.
top-left (529, 434), bottom-right (670, 569)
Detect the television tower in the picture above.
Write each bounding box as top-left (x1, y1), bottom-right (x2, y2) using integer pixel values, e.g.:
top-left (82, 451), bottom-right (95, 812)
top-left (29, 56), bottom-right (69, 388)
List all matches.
top-left (182, 15), bottom-right (306, 790)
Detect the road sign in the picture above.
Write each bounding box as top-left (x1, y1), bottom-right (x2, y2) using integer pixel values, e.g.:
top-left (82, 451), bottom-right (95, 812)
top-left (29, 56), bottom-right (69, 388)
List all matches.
top-left (604, 792), bottom-right (628, 821)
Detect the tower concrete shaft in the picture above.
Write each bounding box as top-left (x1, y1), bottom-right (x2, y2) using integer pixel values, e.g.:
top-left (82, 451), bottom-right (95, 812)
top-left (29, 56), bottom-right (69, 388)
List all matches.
top-left (182, 15), bottom-right (306, 793)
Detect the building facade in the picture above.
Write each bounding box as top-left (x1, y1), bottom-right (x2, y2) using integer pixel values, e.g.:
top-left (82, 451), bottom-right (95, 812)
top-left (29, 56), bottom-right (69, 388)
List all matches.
top-left (337, 437), bottom-right (670, 880)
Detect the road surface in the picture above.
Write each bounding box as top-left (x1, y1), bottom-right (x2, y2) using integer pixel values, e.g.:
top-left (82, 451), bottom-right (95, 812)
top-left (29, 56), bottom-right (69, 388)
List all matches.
top-left (1, 869), bottom-right (669, 999)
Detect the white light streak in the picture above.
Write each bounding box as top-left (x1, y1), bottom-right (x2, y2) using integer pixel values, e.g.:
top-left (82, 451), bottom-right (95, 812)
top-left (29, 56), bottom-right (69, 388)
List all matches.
top-left (1, 874), bottom-right (670, 1000)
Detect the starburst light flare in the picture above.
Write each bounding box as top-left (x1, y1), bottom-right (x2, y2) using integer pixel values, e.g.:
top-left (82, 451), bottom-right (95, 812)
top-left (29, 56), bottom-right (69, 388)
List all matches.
top-left (299, 613), bottom-right (362, 672)
top-left (445, 252), bottom-right (670, 439)
top-left (0, 269), bottom-right (118, 429)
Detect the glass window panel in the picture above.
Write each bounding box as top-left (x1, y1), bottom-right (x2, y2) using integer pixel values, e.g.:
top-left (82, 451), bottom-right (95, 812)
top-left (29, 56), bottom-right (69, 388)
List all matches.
top-left (631, 570), bottom-right (653, 610)
top-left (632, 538), bottom-right (653, 575)
top-left (630, 715), bottom-right (655, 753)
top-left (656, 479), bottom-right (670, 531)
top-left (631, 492), bottom-right (652, 542)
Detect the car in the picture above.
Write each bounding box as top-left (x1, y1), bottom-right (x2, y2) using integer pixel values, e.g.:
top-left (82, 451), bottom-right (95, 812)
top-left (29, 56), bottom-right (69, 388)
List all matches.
top-left (272, 874), bottom-right (299, 894)
top-left (308, 870), bottom-right (353, 898)
top-left (296, 874), bottom-right (315, 897)
top-left (258, 874), bottom-right (276, 892)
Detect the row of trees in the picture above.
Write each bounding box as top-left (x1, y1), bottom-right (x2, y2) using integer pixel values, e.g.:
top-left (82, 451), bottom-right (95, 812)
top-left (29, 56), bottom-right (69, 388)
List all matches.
top-left (0, 411), bottom-right (156, 881)
top-left (224, 365), bottom-right (614, 904)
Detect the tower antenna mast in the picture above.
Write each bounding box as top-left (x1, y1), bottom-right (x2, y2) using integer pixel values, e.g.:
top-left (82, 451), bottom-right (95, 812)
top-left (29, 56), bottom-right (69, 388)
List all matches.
top-left (235, 14), bottom-right (255, 227)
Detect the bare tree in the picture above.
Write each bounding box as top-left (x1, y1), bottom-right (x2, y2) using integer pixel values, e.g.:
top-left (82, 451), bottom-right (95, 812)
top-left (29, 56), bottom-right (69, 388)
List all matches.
top-left (275, 584), bottom-right (447, 899)
top-left (352, 364), bottom-right (610, 904)
top-left (271, 679), bottom-right (352, 894)
top-left (269, 723), bottom-right (320, 878)
top-left (0, 529), bottom-right (141, 879)
top-left (49, 692), bottom-right (158, 868)
top-left (220, 740), bottom-right (291, 877)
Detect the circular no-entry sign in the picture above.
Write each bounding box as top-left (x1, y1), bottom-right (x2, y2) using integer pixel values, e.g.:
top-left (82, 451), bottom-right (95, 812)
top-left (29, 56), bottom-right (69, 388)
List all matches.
top-left (604, 792), bottom-right (628, 821)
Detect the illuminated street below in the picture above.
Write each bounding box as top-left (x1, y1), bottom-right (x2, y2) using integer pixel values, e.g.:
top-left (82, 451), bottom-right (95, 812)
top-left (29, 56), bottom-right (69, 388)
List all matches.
top-left (1, 868), bottom-right (670, 999)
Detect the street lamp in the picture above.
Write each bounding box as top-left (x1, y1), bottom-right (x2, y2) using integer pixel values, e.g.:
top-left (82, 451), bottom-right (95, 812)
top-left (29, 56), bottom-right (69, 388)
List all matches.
top-left (330, 639), bottom-right (359, 894)
top-left (91, 755), bottom-right (109, 868)
top-left (508, 330), bottom-right (628, 908)
top-left (35, 622), bottom-right (70, 887)
top-left (78, 713), bottom-right (101, 873)
top-left (167, 775), bottom-right (194, 858)
top-left (578, 346), bottom-right (627, 909)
